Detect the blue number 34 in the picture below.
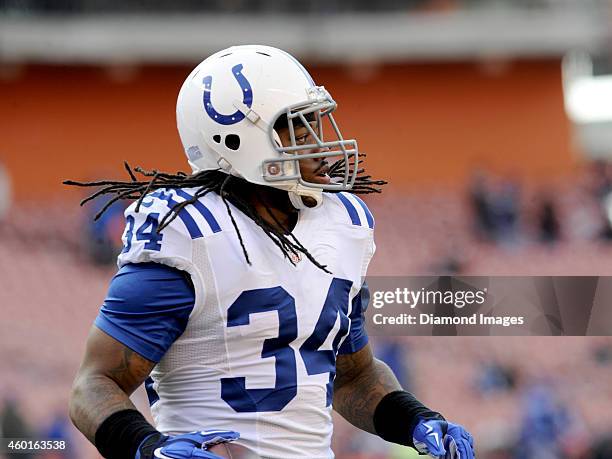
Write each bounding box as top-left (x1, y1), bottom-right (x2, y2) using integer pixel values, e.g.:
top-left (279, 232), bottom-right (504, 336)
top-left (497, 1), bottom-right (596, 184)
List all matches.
top-left (122, 213), bottom-right (164, 253)
top-left (221, 278), bottom-right (353, 412)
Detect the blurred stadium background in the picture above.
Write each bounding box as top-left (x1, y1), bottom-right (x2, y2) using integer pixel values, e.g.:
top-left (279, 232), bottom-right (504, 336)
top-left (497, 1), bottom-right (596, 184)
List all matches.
top-left (2, 0), bottom-right (612, 458)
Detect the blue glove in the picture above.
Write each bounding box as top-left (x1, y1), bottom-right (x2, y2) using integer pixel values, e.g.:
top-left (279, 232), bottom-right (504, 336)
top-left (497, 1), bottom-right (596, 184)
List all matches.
top-left (136, 430), bottom-right (240, 459)
top-left (413, 419), bottom-right (475, 459)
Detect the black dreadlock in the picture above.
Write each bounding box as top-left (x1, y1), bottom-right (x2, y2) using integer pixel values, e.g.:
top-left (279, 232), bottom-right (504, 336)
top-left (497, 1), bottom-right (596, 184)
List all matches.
top-left (64, 158), bottom-right (387, 272)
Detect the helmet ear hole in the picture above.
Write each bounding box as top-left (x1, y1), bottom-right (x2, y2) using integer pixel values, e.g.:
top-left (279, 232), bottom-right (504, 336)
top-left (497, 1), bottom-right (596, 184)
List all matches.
top-left (212, 135), bottom-right (221, 143)
top-left (225, 134), bottom-right (241, 151)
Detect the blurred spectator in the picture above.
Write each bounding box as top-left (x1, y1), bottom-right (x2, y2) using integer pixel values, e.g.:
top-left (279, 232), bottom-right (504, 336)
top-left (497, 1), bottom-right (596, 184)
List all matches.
top-left (434, 255), bottom-right (465, 275)
top-left (490, 179), bottom-right (520, 245)
top-left (476, 361), bottom-right (516, 396)
top-left (593, 342), bottom-right (612, 365)
top-left (591, 160), bottom-right (612, 202)
top-left (536, 193), bottom-right (560, 244)
top-left (0, 160), bottom-right (12, 223)
top-left (586, 160), bottom-right (612, 241)
top-left (84, 194), bottom-right (126, 266)
top-left (375, 338), bottom-right (411, 390)
top-left (469, 170), bottom-right (495, 242)
top-left (591, 435), bottom-right (612, 459)
top-left (517, 384), bottom-right (585, 459)
top-left (601, 192), bottom-right (612, 241)
top-left (0, 398), bottom-right (34, 459)
top-left (469, 170), bottom-right (520, 245)
top-left (39, 411), bottom-right (76, 459)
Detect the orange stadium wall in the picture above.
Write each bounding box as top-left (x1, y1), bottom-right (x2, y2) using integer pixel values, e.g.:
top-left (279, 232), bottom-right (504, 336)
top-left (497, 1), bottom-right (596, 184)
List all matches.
top-left (0, 59), bottom-right (577, 201)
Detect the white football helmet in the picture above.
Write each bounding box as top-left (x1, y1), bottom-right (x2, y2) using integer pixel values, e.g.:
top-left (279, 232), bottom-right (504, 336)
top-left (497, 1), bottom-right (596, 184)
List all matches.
top-left (176, 45), bottom-right (358, 209)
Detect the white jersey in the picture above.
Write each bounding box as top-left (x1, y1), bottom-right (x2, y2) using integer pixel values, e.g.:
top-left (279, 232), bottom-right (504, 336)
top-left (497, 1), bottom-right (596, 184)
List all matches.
top-left (117, 187), bottom-right (375, 459)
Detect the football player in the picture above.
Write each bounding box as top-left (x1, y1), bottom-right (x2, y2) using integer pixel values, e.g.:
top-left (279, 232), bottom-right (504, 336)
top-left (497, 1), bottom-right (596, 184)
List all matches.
top-left (67, 45), bottom-right (475, 459)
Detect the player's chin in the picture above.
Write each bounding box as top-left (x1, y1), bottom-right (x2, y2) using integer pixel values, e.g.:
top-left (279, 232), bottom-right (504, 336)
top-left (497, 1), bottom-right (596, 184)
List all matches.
top-left (303, 173), bottom-right (331, 185)
top-left (207, 442), bottom-right (258, 459)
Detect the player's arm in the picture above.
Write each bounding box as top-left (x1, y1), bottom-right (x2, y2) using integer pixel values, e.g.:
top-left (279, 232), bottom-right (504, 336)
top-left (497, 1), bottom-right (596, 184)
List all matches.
top-left (333, 342), bottom-right (401, 434)
top-left (334, 344), bottom-right (475, 458)
top-left (69, 262), bottom-right (238, 459)
top-left (332, 285), bottom-right (401, 435)
top-left (68, 262), bottom-right (181, 458)
top-left (70, 341), bottom-right (236, 459)
top-left (333, 283), bottom-right (474, 458)
top-left (69, 326), bottom-right (154, 444)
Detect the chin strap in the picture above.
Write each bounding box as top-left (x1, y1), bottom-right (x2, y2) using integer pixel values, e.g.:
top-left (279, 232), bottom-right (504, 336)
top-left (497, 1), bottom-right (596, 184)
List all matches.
top-left (289, 192), bottom-right (309, 210)
top-left (288, 185), bottom-right (323, 210)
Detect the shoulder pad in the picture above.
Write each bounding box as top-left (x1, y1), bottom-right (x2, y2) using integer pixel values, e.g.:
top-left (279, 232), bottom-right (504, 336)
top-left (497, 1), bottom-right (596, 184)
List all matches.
top-left (117, 188), bottom-right (225, 269)
top-left (325, 192), bottom-right (375, 229)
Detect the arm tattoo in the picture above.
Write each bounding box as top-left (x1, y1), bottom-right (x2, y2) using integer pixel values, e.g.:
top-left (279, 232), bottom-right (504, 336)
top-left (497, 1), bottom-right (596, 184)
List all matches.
top-left (333, 345), bottom-right (401, 434)
top-left (70, 345), bottom-right (154, 443)
top-left (107, 347), bottom-right (153, 391)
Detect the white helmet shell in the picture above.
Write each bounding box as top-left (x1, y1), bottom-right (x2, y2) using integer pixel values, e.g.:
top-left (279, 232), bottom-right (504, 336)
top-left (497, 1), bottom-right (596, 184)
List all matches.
top-left (176, 45), bottom-right (358, 208)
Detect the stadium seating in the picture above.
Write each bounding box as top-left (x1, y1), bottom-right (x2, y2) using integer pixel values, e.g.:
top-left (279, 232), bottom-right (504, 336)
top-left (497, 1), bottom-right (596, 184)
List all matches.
top-left (2, 184), bottom-right (612, 458)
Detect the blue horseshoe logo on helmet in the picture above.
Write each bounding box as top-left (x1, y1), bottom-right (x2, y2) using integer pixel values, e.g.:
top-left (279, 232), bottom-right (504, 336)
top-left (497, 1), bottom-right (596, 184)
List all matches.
top-left (203, 64), bottom-right (253, 125)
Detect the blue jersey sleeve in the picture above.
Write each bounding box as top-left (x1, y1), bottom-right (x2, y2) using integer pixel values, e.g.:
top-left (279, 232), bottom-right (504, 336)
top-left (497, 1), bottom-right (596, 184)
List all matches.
top-left (94, 262), bottom-right (196, 363)
top-left (338, 282), bottom-right (370, 355)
